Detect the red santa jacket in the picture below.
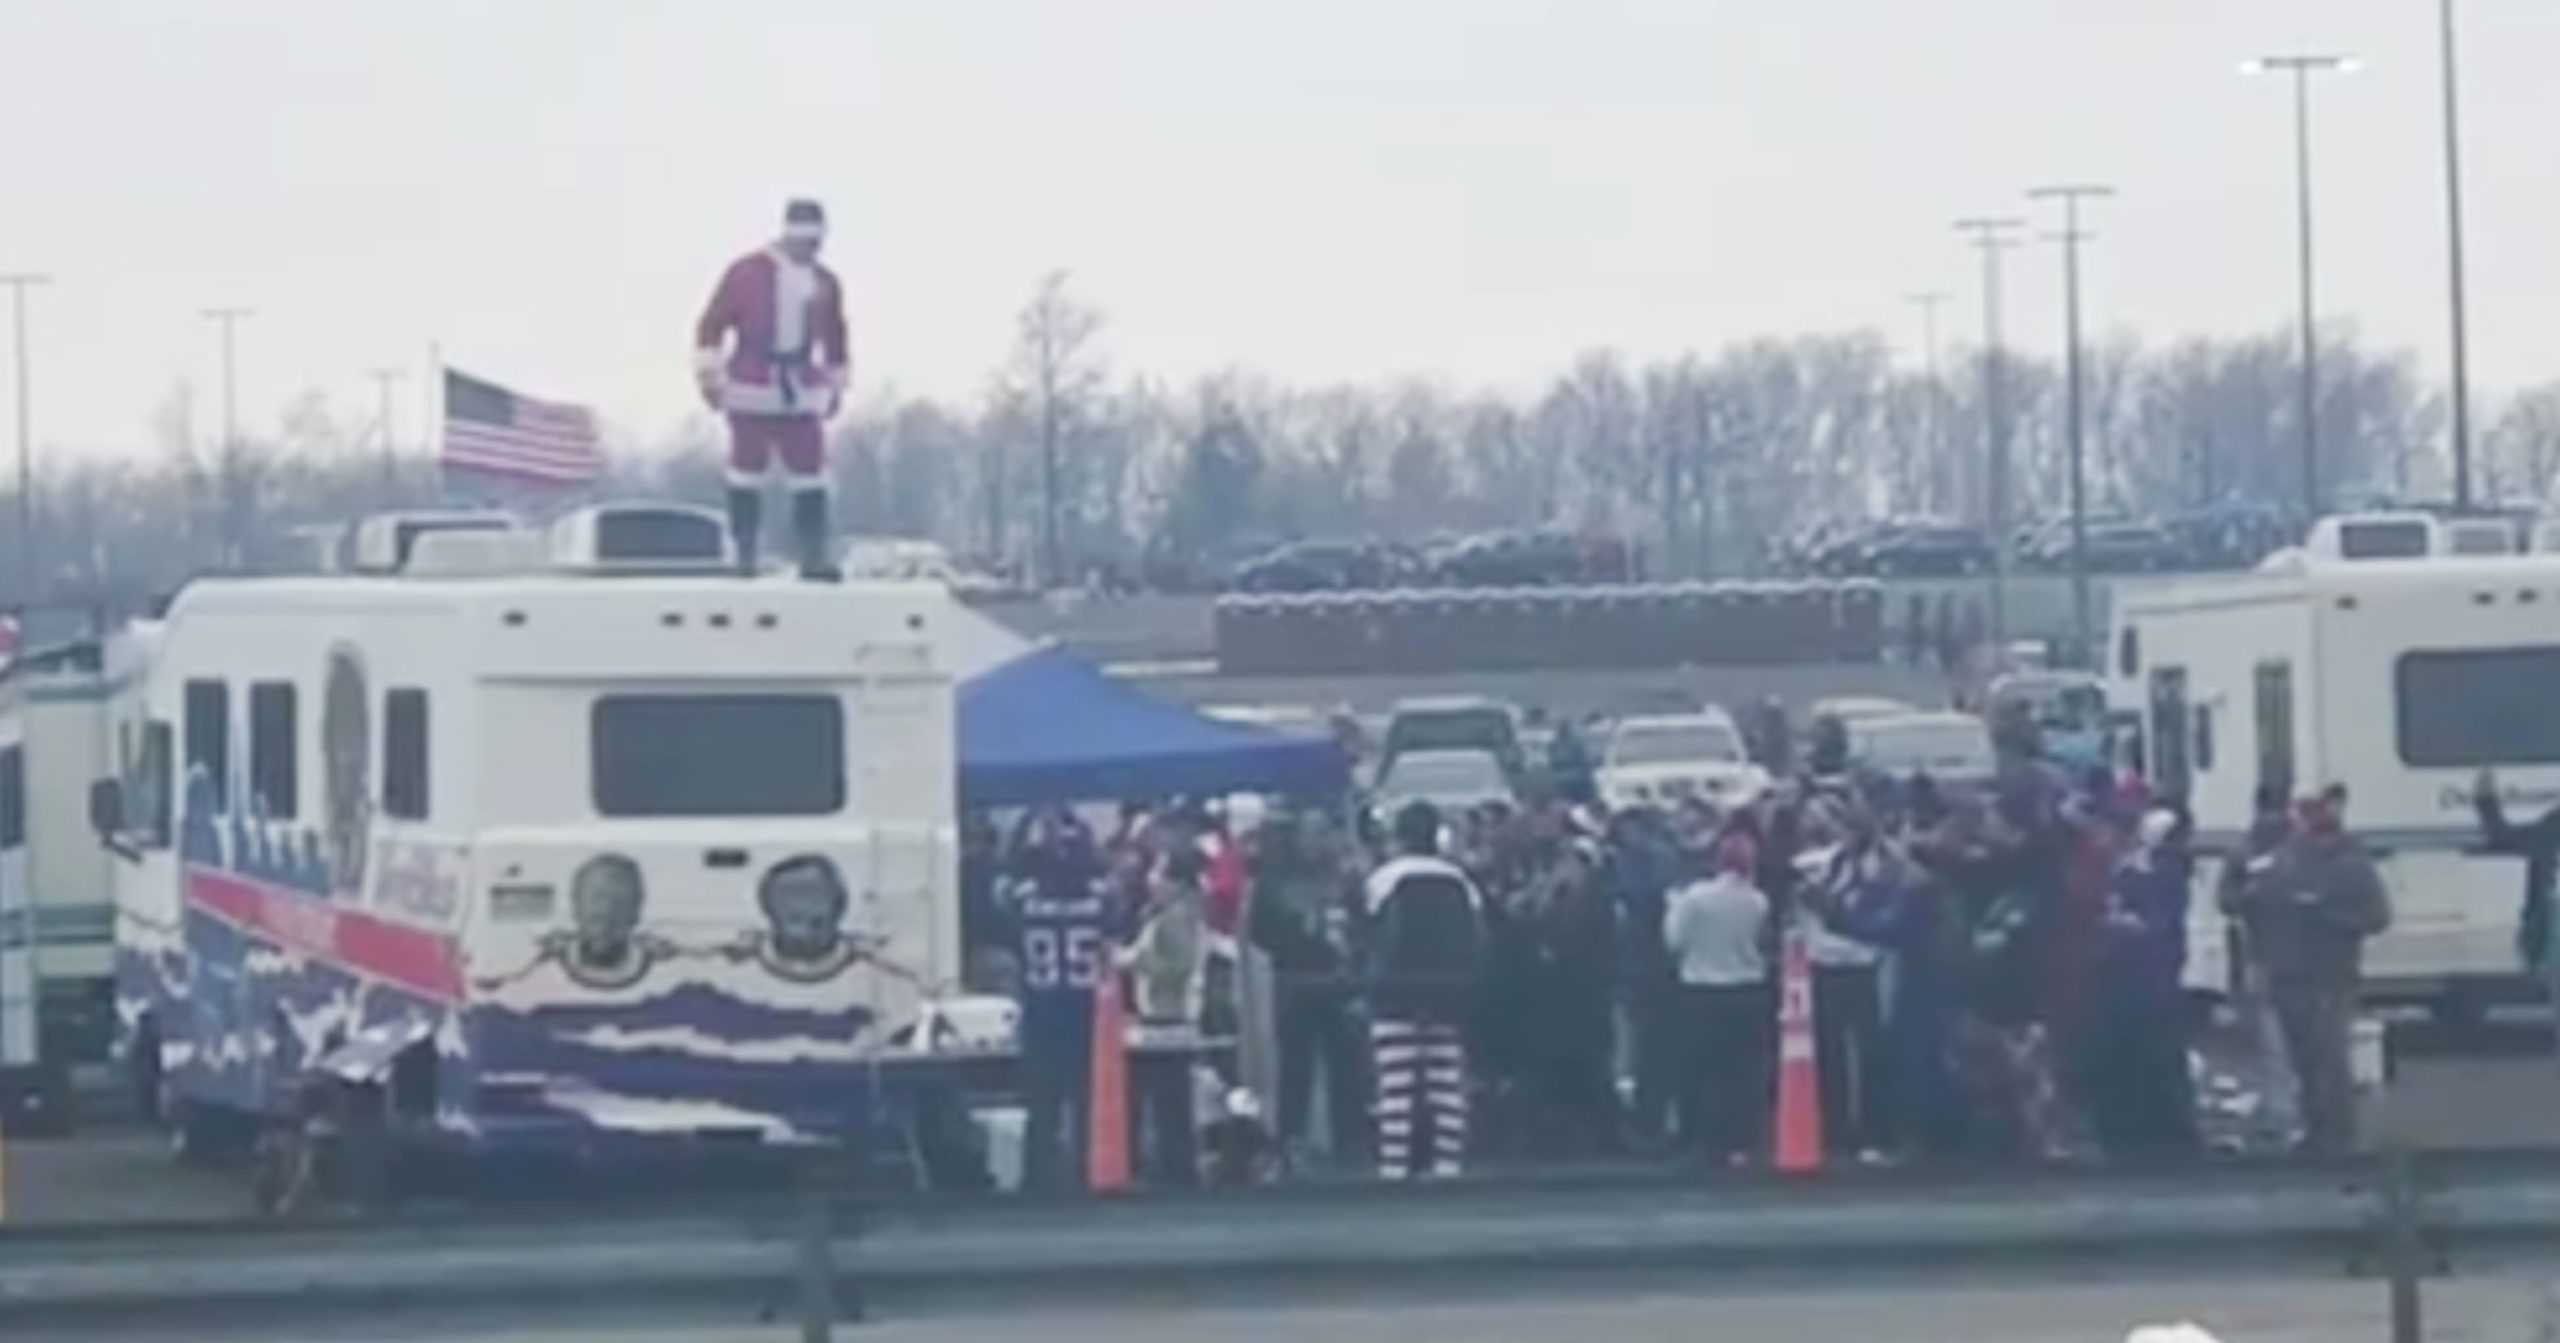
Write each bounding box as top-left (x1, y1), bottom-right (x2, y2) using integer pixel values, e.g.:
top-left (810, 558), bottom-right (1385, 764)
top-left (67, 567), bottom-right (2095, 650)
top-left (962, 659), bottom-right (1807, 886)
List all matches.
top-left (693, 247), bottom-right (850, 418)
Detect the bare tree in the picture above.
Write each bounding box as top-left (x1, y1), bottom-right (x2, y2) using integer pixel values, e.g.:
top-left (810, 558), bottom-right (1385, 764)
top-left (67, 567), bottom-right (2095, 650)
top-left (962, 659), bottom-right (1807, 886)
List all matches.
top-left (2487, 382), bottom-right (2560, 508)
top-left (1007, 270), bottom-right (1107, 588)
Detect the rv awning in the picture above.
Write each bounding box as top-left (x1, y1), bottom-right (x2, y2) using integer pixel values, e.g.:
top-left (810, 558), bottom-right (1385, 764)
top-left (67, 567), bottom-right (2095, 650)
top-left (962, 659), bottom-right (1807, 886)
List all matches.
top-left (958, 646), bottom-right (1348, 807)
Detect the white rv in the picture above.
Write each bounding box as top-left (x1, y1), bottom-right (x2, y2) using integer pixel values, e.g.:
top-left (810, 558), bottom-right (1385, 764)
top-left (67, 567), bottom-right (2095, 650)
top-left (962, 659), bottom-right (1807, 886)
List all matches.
top-left (0, 639), bottom-right (123, 1069)
top-left (97, 503), bottom-right (960, 1157)
top-left (2110, 548), bottom-right (2560, 1022)
top-left (0, 688), bottom-right (32, 1114)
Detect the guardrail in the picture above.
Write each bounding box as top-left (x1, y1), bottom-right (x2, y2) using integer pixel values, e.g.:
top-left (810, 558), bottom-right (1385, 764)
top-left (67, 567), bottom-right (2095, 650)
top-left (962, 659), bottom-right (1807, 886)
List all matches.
top-left (2, 1147), bottom-right (2549, 1338)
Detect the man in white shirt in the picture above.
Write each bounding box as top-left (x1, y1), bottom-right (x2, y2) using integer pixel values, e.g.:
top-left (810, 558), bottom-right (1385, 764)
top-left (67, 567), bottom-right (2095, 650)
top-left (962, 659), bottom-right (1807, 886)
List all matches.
top-left (1662, 831), bottom-right (1771, 1164)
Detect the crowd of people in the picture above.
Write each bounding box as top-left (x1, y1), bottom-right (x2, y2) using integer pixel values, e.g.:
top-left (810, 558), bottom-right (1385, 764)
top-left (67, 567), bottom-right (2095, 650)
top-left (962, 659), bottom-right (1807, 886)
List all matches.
top-left (956, 704), bottom-right (2401, 1191)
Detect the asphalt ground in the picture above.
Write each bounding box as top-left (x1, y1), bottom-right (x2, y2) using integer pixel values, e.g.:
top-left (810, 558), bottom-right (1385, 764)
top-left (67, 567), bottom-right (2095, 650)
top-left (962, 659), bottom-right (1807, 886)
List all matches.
top-left (7, 1016), bottom-right (2559, 1229)
top-left (52, 1263), bottom-right (2560, 1343)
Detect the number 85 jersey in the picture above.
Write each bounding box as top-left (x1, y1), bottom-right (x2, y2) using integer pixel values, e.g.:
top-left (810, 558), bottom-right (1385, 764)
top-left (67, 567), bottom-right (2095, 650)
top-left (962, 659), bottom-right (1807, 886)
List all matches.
top-left (1014, 883), bottom-right (1110, 1067)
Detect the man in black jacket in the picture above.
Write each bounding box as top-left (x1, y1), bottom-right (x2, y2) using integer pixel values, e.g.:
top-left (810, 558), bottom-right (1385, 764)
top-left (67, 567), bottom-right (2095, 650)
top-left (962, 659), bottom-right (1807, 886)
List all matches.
top-left (1362, 802), bottom-right (1488, 1180)
top-left (1249, 812), bottom-right (1369, 1168)
top-left (2474, 769), bottom-right (2560, 979)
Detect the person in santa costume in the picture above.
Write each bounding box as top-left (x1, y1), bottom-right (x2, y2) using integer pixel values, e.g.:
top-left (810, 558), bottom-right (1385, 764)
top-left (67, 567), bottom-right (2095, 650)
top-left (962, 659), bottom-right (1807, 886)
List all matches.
top-left (694, 198), bottom-right (851, 578)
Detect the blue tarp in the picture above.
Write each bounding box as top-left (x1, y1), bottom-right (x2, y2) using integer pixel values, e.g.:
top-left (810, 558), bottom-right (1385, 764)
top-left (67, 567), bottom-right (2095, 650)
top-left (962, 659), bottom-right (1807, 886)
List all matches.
top-left (959, 646), bottom-right (1348, 807)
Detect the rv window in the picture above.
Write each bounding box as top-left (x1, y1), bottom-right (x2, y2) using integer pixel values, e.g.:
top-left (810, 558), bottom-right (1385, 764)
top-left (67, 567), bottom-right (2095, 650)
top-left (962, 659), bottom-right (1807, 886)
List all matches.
top-left (2253, 661), bottom-right (2297, 801)
top-left (0, 745), bottom-right (23, 851)
top-left (383, 689), bottom-right (429, 821)
top-left (183, 680), bottom-right (229, 813)
top-left (2396, 646), bottom-right (2560, 768)
top-left (136, 721), bottom-right (173, 846)
top-left (2148, 666), bottom-right (2191, 800)
top-left (249, 681), bottom-right (299, 820)
top-left (2193, 706), bottom-right (2215, 773)
top-left (590, 694), bottom-right (845, 818)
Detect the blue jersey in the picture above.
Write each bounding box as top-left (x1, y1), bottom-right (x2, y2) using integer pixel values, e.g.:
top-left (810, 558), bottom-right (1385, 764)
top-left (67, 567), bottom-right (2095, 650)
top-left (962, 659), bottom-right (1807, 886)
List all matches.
top-left (1015, 885), bottom-right (1108, 1074)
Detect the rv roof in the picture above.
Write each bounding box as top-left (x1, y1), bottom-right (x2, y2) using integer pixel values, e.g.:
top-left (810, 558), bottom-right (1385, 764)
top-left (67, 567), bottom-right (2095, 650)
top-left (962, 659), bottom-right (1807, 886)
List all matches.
top-left (2120, 551), bottom-right (2560, 612)
top-left (161, 571), bottom-right (949, 620)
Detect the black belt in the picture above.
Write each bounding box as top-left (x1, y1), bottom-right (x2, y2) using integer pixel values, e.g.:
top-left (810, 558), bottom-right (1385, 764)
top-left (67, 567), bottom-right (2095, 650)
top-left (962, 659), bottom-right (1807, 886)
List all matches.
top-left (771, 347), bottom-right (811, 410)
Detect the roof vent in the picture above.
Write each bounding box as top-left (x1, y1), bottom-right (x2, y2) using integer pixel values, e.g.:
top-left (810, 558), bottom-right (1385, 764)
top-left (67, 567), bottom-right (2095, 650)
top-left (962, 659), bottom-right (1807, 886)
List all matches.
top-left (2304, 511), bottom-right (2439, 562)
top-left (405, 528), bottom-right (547, 577)
top-left (349, 510), bottom-right (523, 574)
top-left (548, 502), bottom-right (736, 575)
top-left (2444, 518), bottom-right (2517, 557)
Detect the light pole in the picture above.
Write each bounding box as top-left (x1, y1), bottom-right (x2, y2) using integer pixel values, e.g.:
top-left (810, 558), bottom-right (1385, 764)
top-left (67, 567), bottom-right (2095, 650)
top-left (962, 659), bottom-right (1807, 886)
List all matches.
top-left (2244, 53), bottom-right (2358, 520)
top-left (369, 367), bottom-right (405, 503)
top-left (2437, 0), bottom-right (2475, 511)
top-left (201, 308), bottom-right (253, 568)
top-left (1908, 291), bottom-right (1951, 513)
top-left (0, 274), bottom-right (45, 605)
top-left (2029, 185), bottom-right (2114, 669)
top-left (1955, 217), bottom-right (2026, 650)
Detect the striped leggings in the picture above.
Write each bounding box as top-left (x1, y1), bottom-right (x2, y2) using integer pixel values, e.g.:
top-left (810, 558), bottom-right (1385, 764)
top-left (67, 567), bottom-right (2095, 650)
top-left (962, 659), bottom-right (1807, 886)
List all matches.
top-left (1372, 1017), bottom-right (1468, 1180)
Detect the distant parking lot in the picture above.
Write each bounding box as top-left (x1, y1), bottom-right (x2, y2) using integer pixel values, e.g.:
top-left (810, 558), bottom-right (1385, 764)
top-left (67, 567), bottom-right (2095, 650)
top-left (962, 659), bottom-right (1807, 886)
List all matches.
top-left (982, 573), bottom-right (2177, 667)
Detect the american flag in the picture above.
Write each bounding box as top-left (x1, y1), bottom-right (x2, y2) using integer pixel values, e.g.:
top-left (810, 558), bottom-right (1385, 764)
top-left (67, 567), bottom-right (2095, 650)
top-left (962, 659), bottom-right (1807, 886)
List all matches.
top-left (440, 368), bottom-right (604, 486)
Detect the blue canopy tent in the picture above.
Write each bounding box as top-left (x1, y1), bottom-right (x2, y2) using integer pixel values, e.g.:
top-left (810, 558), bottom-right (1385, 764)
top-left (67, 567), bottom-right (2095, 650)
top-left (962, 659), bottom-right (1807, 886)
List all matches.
top-left (958, 645), bottom-right (1348, 807)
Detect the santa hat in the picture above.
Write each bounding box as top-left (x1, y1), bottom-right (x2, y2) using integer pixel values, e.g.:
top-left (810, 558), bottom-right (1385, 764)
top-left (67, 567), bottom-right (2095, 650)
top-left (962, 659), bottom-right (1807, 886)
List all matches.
top-left (781, 198), bottom-right (827, 243)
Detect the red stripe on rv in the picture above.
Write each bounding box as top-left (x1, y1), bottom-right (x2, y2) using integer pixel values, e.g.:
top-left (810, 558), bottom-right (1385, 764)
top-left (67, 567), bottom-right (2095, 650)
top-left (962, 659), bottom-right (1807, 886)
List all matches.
top-left (185, 867), bottom-right (465, 1005)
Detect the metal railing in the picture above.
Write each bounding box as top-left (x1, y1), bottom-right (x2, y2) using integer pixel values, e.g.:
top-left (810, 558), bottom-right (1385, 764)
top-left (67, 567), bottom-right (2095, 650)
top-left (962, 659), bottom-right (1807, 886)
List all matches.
top-left (0, 1143), bottom-right (2550, 1339)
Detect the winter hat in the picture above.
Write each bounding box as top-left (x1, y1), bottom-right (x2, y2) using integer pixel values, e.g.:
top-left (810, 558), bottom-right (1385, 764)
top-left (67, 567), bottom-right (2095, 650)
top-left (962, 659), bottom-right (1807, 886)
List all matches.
top-left (782, 198), bottom-right (827, 243)
top-left (1713, 831), bottom-right (1759, 879)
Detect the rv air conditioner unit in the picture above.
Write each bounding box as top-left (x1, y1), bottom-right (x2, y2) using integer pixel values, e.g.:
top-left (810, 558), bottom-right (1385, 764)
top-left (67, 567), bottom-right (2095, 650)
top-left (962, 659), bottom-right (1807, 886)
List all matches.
top-left (348, 510), bottom-right (523, 574)
top-left (403, 528), bottom-right (548, 577)
top-left (2304, 511), bottom-right (2440, 562)
top-left (2442, 518), bottom-right (2518, 557)
top-left (548, 502), bottom-right (736, 575)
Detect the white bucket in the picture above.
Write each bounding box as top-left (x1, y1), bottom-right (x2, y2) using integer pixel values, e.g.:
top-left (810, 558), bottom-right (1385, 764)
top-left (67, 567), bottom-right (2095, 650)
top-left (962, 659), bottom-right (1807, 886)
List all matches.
top-left (976, 1106), bottom-right (1027, 1192)
top-left (2350, 1016), bottom-right (2389, 1090)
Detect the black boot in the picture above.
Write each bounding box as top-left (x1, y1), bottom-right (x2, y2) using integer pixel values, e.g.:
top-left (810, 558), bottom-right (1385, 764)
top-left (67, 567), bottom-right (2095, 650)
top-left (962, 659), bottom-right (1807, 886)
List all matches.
top-left (793, 489), bottom-right (840, 582)
top-left (726, 486), bottom-right (763, 576)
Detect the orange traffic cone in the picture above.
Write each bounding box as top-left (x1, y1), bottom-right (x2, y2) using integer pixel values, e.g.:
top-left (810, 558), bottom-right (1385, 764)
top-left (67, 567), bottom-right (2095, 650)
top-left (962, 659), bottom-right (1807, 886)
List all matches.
top-left (1085, 975), bottom-right (1132, 1193)
top-left (1772, 926), bottom-right (1825, 1174)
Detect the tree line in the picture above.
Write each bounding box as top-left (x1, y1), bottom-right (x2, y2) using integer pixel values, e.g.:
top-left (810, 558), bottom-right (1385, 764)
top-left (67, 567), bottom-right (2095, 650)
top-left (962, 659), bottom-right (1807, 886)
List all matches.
top-left (14, 271), bottom-right (2560, 606)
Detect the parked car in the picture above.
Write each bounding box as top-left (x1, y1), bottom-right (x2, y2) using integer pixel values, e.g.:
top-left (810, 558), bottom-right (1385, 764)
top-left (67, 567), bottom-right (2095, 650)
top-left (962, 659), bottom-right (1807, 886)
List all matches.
top-left (2022, 520), bottom-right (2182, 573)
top-left (1985, 671), bottom-right (2109, 774)
top-left (1426, 529), bottom-right (1632, 588)
top-left (1808, 695), bottom-right (1917, 724)
top-left (1858, 521), bottom-right (1996, 577)
top-left (1226, 539), bottom-right (1422, 594)
top-left (1369, 748), bottom-right (1516, 819)
top-left (1596, 709), bottom-right (1771, 812)
top-left (1380, 695), bottom-right (1525, 778)
top-left (1845, 711), bottom-right (1999, 788)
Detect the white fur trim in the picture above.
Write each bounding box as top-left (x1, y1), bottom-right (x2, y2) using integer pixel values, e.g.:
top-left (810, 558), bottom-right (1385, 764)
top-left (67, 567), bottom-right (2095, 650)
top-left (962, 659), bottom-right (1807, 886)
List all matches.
top-left (781, 222), bottom-right (825, 243)
top-left (725, 469), bottom-right (766, 491)
top-left (786, 474), bottom-right (830, 496)
top-left (693, 347), bottom-right (725, 376)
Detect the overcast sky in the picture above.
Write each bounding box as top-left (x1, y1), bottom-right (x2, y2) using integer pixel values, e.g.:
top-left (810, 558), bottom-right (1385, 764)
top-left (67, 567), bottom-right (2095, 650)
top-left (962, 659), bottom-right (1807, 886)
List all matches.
top-left (0, 0), bottom-right (2552, 459)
